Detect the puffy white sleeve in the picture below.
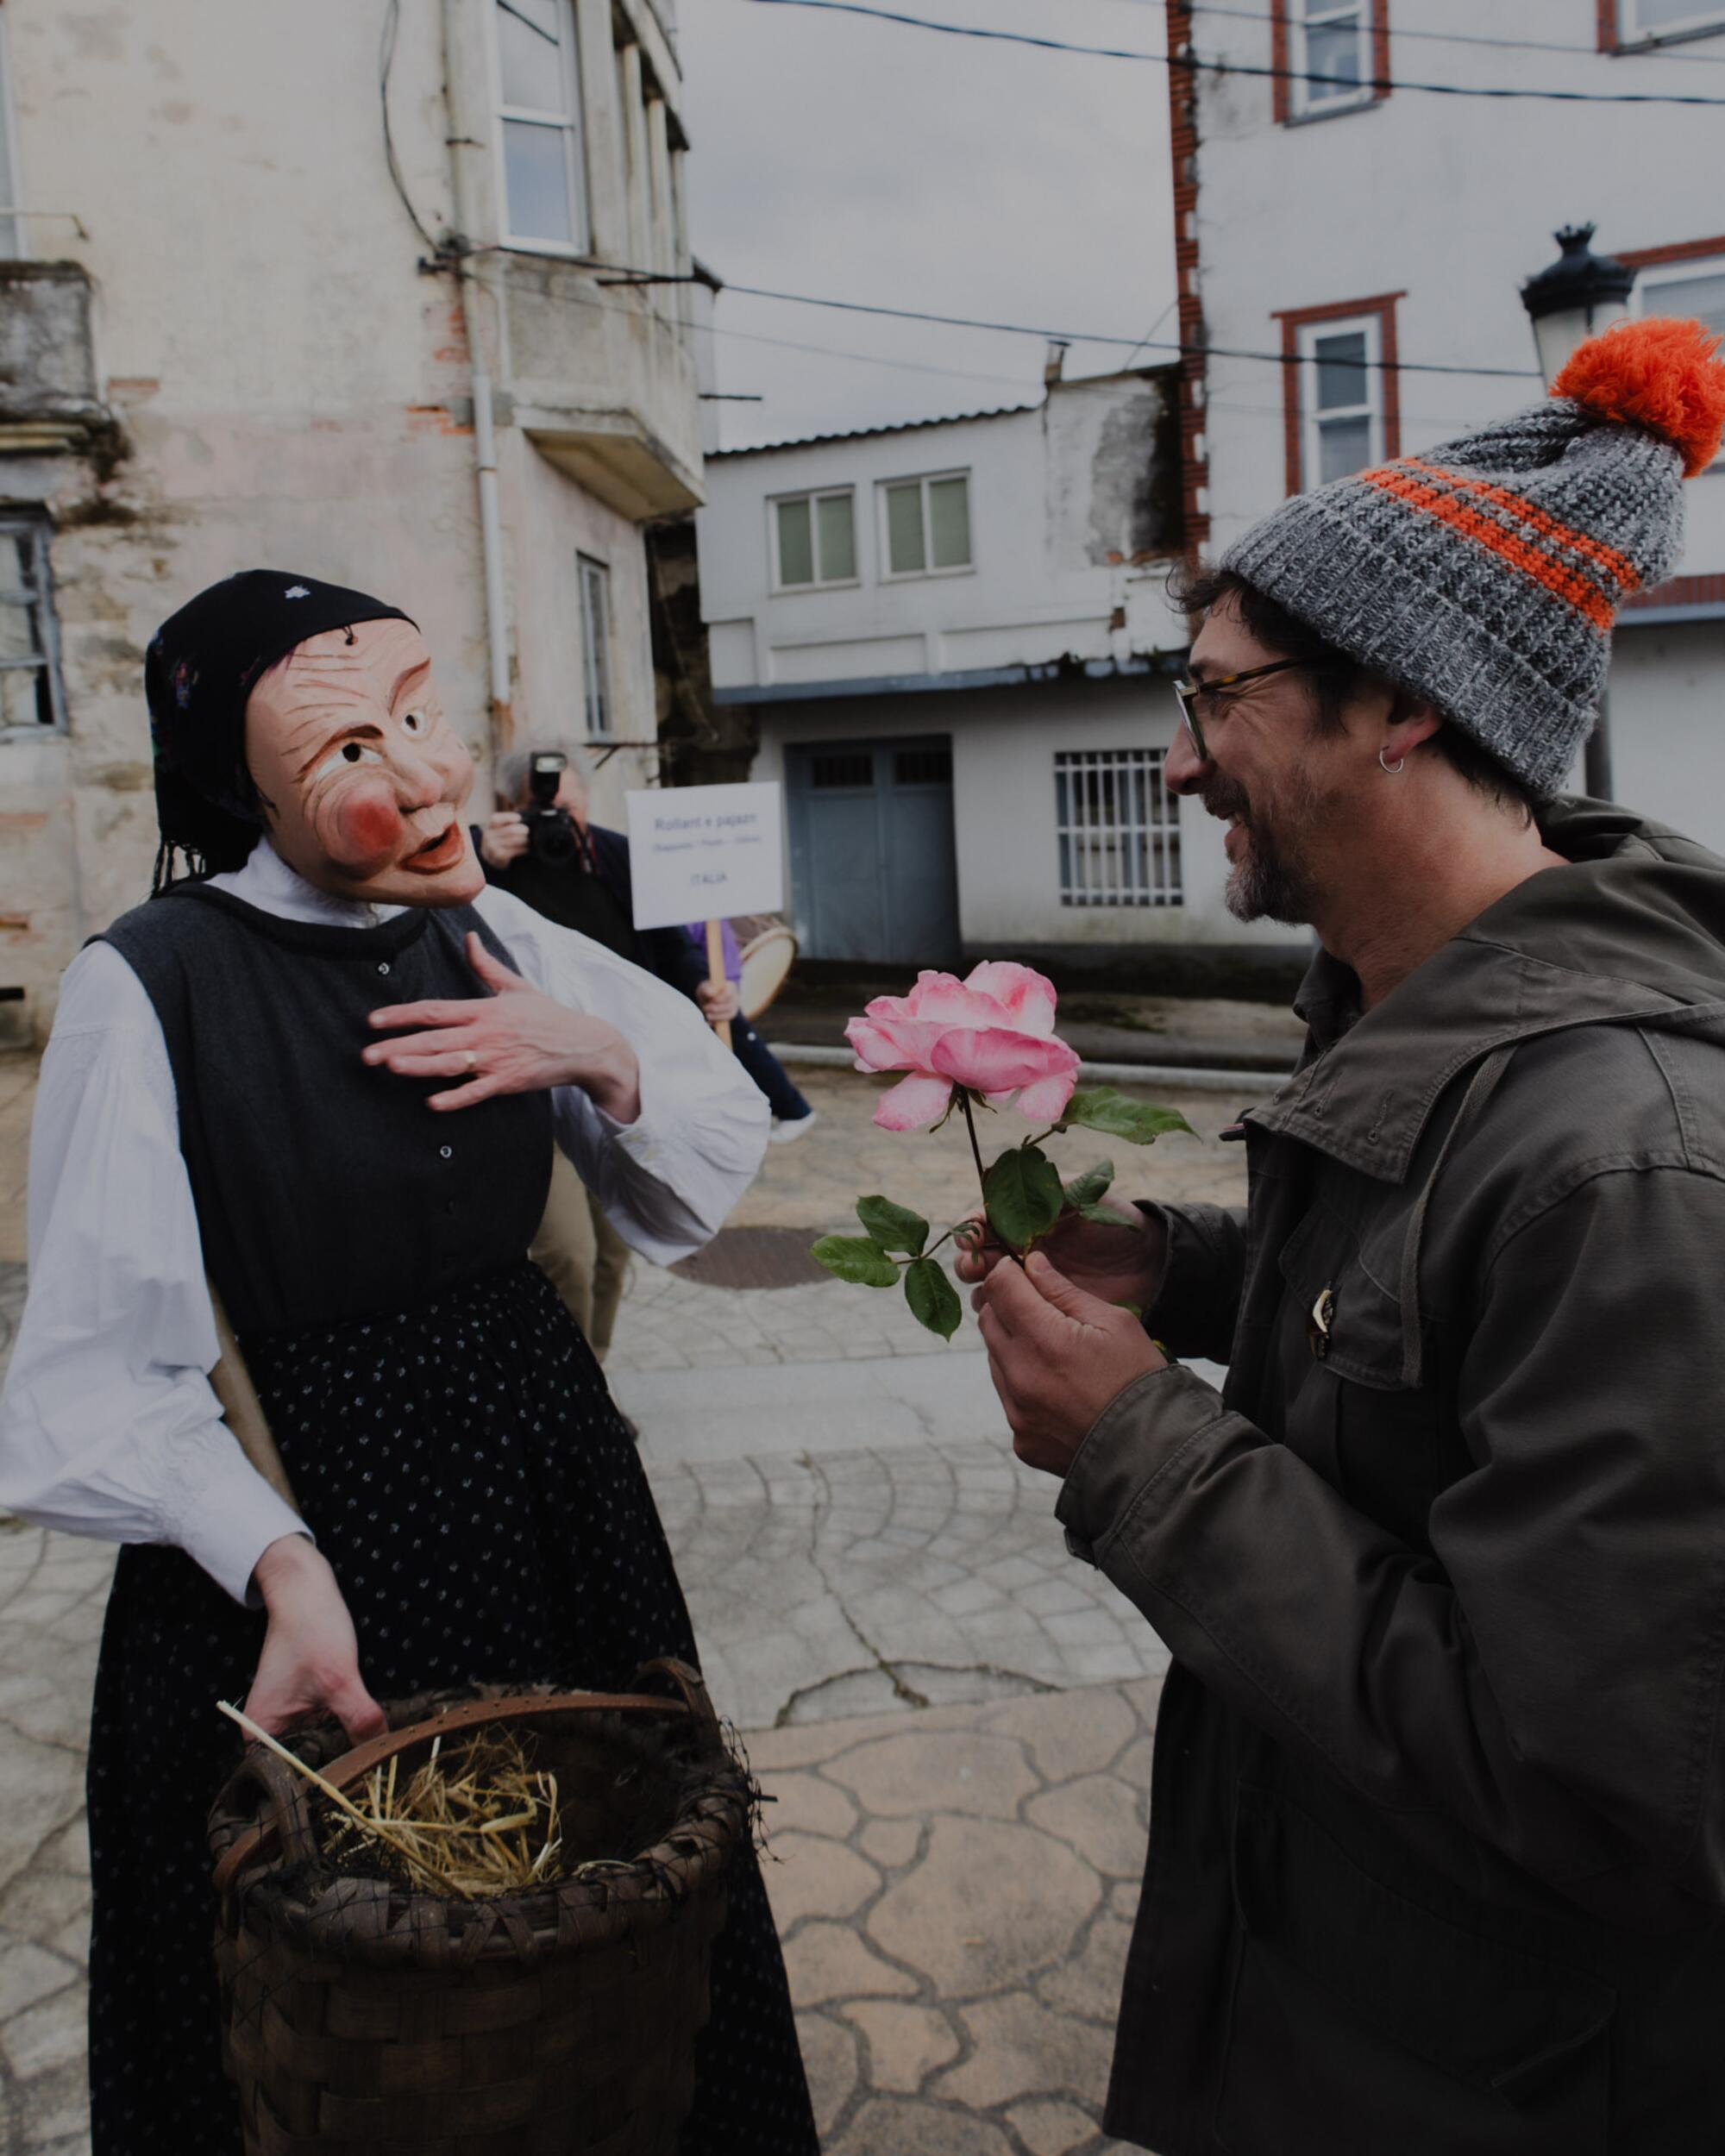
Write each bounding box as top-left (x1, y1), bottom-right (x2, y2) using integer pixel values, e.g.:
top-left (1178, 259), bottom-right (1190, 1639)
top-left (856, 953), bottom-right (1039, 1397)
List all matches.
top-left (472, 886), bottom-right (770, 1265)
top-left (0, 943), bottom-right (310, 1605)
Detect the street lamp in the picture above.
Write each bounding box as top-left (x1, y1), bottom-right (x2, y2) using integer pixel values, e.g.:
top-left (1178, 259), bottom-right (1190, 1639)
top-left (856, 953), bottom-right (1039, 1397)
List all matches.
top-left (1521, 224), bottom-right (1635, 801)
top-left (1520, 224), bottom-right (1636, 395)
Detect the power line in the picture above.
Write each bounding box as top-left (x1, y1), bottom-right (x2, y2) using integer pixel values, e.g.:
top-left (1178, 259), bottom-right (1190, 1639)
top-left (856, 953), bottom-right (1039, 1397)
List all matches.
top-left (471, 248), bottom-right (1543, 381)
top-left (378, 0), bottom-right (439, 254)
top-left (1103, 0), bottom-right (1725, 62)
top-left (713, 275), bottom-right (1543, 380)
top-left (744, 0), bottom-right (1725, 104)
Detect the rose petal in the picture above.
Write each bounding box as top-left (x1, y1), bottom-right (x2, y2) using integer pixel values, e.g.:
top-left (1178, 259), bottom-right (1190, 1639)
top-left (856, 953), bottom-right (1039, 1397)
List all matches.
top-left (872, 1072), bottom-right (957, 1131)
top-left (846, 1012), bottom-right (947, 1074)
top-left (930, 1027), bottom-right (1081, 1096)
top-left (1016, 1068), bottom-right (1080, 1121)
top-left (962, 962), bottom-right (1058, 1037)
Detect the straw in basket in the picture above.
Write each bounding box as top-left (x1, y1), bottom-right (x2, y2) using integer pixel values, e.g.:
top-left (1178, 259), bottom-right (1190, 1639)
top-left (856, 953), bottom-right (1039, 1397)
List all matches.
top-left (208, 1660), bottom-right (750, 2156)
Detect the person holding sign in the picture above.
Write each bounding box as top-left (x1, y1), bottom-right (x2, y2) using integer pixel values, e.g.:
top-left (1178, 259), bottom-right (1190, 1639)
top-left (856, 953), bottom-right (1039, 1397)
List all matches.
top-left (680, 912), bottom-right (816, 1143)
top-left (0, 575), bottom-right (818, 2154)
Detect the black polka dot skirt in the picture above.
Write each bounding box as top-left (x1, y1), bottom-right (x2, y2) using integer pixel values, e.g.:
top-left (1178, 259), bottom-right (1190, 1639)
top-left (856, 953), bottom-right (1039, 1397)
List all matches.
top-left (85, 1259), bottom-right (818, 2156)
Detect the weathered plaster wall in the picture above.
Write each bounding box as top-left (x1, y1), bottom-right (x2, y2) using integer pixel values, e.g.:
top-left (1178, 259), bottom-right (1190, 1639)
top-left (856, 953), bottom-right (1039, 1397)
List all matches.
top-left (0, 0), bottom-right (697, 1030)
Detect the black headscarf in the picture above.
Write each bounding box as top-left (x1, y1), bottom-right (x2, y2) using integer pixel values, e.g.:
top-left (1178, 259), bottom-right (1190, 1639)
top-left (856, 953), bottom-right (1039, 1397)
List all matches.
top-left (145, 569), bottom-right (414, 889)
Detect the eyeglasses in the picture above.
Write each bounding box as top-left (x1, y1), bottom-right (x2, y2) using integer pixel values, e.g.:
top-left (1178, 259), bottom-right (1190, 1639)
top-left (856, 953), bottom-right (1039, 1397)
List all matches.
top-left (1172, 657), bottom-right (1313, 762)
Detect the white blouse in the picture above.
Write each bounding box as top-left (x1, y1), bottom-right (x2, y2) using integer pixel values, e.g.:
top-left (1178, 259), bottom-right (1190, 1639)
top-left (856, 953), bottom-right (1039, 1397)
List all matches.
top-left (0, 842), bottom-right (768, 1606)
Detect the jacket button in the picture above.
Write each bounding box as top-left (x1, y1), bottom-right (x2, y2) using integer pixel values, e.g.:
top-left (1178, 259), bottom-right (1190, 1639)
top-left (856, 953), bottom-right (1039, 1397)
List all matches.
top-left (439, 1144), bottom-right (453, 1159)
top-left (377, 961), bottom-right (392, 975)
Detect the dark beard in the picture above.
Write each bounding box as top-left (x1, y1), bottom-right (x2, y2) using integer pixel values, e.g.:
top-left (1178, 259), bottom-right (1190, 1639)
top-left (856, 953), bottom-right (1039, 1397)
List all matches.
top-left (1202, 774), bottom-right (1318, 925)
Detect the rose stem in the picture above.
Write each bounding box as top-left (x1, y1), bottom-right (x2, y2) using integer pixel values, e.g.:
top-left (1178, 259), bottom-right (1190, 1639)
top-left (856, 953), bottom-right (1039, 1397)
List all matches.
top-left (957, 1088), bottom-right (988, 1197)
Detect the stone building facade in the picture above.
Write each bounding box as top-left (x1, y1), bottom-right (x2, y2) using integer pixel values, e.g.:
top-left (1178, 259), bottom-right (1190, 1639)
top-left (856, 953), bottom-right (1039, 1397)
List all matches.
top-left (0, 0), bottom-right (702, 1037)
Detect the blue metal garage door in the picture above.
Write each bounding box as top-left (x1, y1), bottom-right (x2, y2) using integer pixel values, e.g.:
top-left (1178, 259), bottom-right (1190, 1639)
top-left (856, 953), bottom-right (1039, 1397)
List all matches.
top-left (785, 736), bottom-right (961, 966)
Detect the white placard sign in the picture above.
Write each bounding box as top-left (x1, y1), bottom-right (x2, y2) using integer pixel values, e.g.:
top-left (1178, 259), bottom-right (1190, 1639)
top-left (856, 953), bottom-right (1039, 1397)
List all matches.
top-left (624, 782), bottom-right (785, 931)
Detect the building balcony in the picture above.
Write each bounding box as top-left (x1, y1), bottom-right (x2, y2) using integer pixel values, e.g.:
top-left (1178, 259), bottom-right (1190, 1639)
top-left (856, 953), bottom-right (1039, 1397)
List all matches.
top-left (502, 261), bottom-right (703, 521)
top-left (0, 262), bottom-right (114, 455)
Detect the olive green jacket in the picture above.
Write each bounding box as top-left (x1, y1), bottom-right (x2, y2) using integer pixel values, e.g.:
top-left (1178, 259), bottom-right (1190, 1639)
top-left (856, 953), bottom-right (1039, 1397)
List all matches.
top-left (1059, 800), bottom-right (1725, 2154)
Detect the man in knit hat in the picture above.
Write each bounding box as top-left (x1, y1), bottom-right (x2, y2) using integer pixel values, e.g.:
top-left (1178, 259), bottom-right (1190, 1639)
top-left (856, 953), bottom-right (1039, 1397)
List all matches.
top-left (961, 319), bottom-right (1725, 2154)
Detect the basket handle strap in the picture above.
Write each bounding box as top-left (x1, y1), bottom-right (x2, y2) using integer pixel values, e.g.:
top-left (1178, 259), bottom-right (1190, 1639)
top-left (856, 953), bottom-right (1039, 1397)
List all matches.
top-left (211, 1745), bottom-right (323, 1908)
top-left (211, 1673), bottom-right (710, 1895)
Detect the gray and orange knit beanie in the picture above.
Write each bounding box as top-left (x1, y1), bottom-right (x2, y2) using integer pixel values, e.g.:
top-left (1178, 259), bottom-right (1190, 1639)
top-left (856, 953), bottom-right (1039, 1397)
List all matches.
top-left (1223, 317), bottom-right (1725, 797)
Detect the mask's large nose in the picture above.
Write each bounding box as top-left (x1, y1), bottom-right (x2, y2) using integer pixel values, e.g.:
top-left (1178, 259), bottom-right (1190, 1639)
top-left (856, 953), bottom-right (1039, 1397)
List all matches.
top-left (1164, 718), bottom-right (1210, 796)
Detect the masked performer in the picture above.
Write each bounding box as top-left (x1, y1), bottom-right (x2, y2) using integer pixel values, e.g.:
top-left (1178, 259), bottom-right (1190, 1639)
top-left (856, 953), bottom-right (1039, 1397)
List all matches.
top-left (0, 573), bottom-right (819, 2156)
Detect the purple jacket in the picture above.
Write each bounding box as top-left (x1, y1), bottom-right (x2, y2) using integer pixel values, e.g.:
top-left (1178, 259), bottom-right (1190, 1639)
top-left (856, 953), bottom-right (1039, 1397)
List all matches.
top-left (682, 918), bottom-right (742, 983)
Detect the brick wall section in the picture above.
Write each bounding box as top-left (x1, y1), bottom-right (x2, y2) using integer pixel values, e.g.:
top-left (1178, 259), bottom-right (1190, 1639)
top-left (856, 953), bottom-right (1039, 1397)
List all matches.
top-left (1598, 1), bottom-right (1619, 53)
top-left (1165, 0), bottom-right (1209, 557)
top-left (1623, 573), bottom-right (1725, 613)
top-left (1615, 234), bottom-right (1725, 272)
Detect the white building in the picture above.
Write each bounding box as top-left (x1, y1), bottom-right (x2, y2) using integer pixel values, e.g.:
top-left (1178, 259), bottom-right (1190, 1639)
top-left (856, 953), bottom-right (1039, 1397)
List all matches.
top-left (1164, 0), bottom-right (1725, 841)
top-left (0, 0), bottom-right (702, 1037)
top-left (698, 367), bottom-right (1304, 984)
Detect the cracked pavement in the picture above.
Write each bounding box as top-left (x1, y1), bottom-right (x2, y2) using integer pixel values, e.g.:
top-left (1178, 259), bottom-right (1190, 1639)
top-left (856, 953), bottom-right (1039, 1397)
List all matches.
top-left (0, 1051), bottom-right (1258, 2153)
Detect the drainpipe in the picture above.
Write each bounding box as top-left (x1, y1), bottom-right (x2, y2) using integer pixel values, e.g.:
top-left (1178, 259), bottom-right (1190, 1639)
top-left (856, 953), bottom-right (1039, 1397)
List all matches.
top-left (469, 358), bottom-right (512, 730)
top-left (440, 0), bottom-right (512, 736)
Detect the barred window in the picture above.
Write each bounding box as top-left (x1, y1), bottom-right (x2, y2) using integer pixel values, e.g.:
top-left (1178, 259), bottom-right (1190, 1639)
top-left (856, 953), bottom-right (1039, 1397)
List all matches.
top-left (0, 517), bottom-right (66, 734)
top-left (1055, 749), bottom-right (1181, 907)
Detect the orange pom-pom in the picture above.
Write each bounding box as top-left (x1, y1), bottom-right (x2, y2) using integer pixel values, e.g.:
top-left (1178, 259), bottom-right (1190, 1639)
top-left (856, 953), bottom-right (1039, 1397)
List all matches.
top-left (1553, 317), bottom-right (1725, 479)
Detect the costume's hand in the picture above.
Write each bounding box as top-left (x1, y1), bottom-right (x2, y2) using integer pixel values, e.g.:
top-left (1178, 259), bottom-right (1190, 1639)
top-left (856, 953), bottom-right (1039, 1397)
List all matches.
top-left (696, 980), bottom-right (740, 1026)
top-left (480, 810), bottom-right (529, 869)
top-left (976, 1250), bottom-right (1165, 1476)
top-left (244, 1536), bottom-right (388, 1745)
top-left (364, 933), bottom-right (643, 1121)
top-left (956, 1200), bottom-right (1166, 1313)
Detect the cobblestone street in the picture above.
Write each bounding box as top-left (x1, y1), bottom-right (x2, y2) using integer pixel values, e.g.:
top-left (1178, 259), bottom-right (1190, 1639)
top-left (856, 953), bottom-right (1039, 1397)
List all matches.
top-left (0, 1052), bottom-right (1259, 2153)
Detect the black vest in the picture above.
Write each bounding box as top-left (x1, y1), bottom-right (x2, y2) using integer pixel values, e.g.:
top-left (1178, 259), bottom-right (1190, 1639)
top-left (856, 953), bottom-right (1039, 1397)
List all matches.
top-left (100, 885), bottom-right (553, 1337)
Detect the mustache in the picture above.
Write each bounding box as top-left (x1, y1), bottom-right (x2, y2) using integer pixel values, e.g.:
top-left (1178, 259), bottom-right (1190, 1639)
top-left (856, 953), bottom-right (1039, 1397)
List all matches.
top-left (1201, 774), bottom-right (1252, 824)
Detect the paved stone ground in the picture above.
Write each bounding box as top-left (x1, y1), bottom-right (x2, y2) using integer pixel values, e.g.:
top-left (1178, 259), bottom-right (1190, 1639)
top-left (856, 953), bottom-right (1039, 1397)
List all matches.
top-left (0, 1049), bottom-right (1258, 2153)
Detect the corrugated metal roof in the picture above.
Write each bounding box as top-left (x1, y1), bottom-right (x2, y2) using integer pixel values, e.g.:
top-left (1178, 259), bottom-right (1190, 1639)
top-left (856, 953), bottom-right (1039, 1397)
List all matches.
top-left (709, 402), bottom-right (1043, 459)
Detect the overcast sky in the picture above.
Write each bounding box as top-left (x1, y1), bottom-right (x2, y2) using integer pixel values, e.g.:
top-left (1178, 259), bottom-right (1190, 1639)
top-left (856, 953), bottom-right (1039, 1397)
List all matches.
top-left (676, 0), bottom-right (1176, 448)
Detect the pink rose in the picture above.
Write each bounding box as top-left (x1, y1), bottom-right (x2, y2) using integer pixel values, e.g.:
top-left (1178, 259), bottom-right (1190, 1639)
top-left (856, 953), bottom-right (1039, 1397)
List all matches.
top-left (844, 962), bottom-right (1080, 1131)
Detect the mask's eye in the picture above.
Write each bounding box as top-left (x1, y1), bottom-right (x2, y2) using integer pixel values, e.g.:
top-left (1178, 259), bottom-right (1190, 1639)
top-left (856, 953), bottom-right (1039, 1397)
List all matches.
top-left (402, 709), bottom-right (427, 736)
top-left (310, 739), bottom-right (384, 784)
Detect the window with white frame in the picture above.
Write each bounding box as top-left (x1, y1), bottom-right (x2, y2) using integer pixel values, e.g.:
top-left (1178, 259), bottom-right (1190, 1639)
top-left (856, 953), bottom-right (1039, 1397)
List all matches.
top-left (772, 488), bottom-right (857, 589)
top-left (880, 471), bottom-right (972, 578)
top-left (1637, 255), bottom-right (1725, 465)
top-left (1289, 0), bottom-right (1371, 118)
top-left (0, 5), bottom-right (19, 260)
top-left (1618, 1), bottom-right (1725, 45)
top-left (0, 517), bottom-right (66, 733)
top-left (578, 555), bottom-right (612, 739)
top-left (1298, 316), bottom-right (1382, 488)
top-left (494, 0), bottom-right (589, 252)
top-left (1055, 749), bottom-right (1181, 908)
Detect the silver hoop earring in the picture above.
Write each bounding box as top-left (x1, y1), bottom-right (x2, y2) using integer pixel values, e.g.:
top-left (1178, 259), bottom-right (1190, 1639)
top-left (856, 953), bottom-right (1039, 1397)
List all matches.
top-left (1379, 747), bottom-right (1406, 775)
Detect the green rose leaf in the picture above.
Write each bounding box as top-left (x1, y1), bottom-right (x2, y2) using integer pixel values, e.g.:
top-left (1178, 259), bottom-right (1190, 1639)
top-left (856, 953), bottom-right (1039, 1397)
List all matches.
top-left (856, 1194), bottom-right (930, 1257)
top-left (1062, 1159), bottom-right (1115, 1208)
top-left (983, 1144), bottom-right (1065, 1249)
top-left (1077, 1202), bottom-right (1138, 1226)
top-left (905, 1257), bottom-right (963, 1340)
top-left (1059, 1088), bottom-right (1195, 1144)
top-left (812, 1235), bottom-right (900, 1288)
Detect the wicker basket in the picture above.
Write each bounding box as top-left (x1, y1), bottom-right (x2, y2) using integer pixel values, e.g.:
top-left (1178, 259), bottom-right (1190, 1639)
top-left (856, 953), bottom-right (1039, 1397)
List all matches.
top-left (208, 1661), bottom-right (750, 2155)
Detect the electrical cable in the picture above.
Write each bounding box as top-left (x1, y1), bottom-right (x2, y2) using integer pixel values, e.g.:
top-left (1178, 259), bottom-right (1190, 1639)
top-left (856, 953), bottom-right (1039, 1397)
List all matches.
top-left (1100, 0), bottom-right (1725, 63)
top-left (380, 0), bottom-right (441, 254)
top-left (744, 0), bottom-right (1725, 103)
top-left (712, 276), bottom-right (1543, 379)
top-left (482, 247), bottom-right (1541, 379)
